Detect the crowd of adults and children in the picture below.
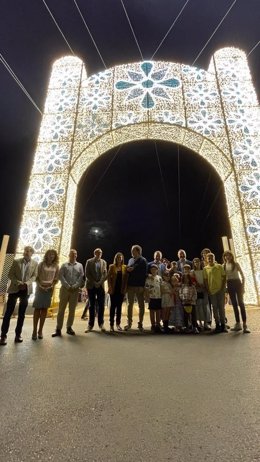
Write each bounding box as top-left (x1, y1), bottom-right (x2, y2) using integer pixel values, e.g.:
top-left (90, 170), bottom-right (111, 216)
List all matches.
top-left (0, 244), bottom-right (251, 345)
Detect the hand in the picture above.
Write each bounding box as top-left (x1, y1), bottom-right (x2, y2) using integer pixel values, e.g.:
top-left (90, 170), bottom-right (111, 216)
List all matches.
top-left (127, 266), bottom-right (134, 272)
top-left (18, 283), bottom-right (27, 291)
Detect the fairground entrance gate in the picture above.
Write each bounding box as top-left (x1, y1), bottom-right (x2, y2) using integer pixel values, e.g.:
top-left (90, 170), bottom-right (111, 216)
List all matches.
top-left (17, 47), bottom-right (260, 304)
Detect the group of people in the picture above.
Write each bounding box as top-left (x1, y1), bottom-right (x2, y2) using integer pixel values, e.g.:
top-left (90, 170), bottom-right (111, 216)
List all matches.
top-left (0, 244), bottom-right (250, 346)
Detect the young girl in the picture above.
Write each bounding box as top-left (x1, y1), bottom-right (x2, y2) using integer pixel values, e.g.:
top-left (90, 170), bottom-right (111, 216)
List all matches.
top-left (192, 258), bottom-right (211, 330)
top-left (222, 251), bottom-right (250, 333)
top-left (145, 264), bottom-right (162, 333)
top-left (32, 249), bottom-right (59, 340)
top-left (179, 264), bottom-right (198, 334)
top-left (170, 273), bottom-right (184, 332)
top-left (161, 271), bottom-right (174, 333)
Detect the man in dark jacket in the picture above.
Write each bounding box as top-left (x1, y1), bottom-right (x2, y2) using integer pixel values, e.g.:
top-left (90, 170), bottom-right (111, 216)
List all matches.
top-left (124, 244), bottom-right (147, 332)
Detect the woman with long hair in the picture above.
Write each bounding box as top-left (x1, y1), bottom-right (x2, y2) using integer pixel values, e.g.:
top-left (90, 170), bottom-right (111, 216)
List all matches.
top-left (107, 252), bottom-right (128, 332)
top-left (32, 249), bottom-right (59, 339)
top-left (222, 251), bottom-right (250, 333)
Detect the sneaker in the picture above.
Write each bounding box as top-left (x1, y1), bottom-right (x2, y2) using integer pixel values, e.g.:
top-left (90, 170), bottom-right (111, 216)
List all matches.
top-left (116, 324), bottom-right (123, 331)
top-left (110, 326), bottom-right (115, 333)
top-left (14, 335), bottom-right (23, 343)
top-left (99, 324), bottom-right (106, 332)
top-left (213, 324), bottom-right (221, 334)
top-left (66, 327), bottom-right (75, 335)
top-left (52, 329), bottom-right (62, 337)
top-left (154, 325), bottom-right (162, 334)
top-left (231, 322), bottom-right (242, 332)
top-left (243, 325), bottom-right (251, 334)
top-left (220, 324), bottom-right (229, 333)
top-left (85, 326), bottom-right (93, 333)
top-left (138, 322), bottom-right (144, 332)
top-left (124, 324), bottom-right (132, 331)
top-left (192, 327), bottom-right (200, 335)
top-left (151, 325), bottom-right (156, 333)
top-left (204, 323), bottom-right (211, 331)
top-left (0, 336), bottom-right (7, 346)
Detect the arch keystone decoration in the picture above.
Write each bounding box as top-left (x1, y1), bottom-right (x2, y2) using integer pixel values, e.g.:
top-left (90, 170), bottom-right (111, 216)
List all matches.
top-left (17, 48), bottom-right (260, 304)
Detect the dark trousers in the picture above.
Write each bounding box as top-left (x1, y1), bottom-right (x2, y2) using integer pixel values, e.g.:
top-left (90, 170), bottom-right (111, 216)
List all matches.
top-left (110, 293), bottom-right (124, 326)
top-left (88, 287), bottom-right (105, 327)
top-left (1, 290), bottom-right (29, 337)
top-left (227, 279), bottom-right (246, 323)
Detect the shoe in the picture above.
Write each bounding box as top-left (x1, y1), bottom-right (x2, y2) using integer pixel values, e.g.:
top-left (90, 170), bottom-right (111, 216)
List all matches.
top-left (66, 327), bottom-right (75, 336)
top-left (0, 336), bottom-right (7, 346)
top-left (38, 333), bottom-right (43, 339)
top-left (14, 335), bottom-right (23, 343)
top-left (151, 325), bottom-right (156, 333)
top-left (204, 323), bottom-right (211, 331)
top-left (213, 324), bottom-right (221, 334)
top-left (243, 325), bottom-right (251, 334)
top-left (124, 324), bottom-right (132, 331)
top-left (116, 324), bottom-right (123, 331)
top-left (154, 325), bottom-right (162, 334)
top-left (220, 324), bottom-right (228, 333)
top-left (138, 322), bottom-right (144, 332)
top-left (52, 329), bottom-right (62, 337)
top-left (231, 322), bottom-right (242, 332)
top-left (85, 326), bottom-right (93, 333)
top-left (110, 326), bottom-right (115, 333)
top-left (32, 334), bottom-right (37, 341)
top-left (99, 324), bottom-right (106, 332)
top-left (192, 327), bottom-right (200, 334)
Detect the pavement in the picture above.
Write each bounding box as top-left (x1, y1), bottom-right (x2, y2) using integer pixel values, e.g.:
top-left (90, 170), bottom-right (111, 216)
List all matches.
top-left (0, 304), bottom-right (260, 462)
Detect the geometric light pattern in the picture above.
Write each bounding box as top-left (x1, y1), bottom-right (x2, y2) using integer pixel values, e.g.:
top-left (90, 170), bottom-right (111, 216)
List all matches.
top-left (17, 48), bottom-right (260, 304)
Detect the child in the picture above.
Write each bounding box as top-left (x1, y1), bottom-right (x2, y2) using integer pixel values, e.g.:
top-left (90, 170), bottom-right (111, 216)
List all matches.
top-left (170, 273), bottom-right (184, 332)
top-left (179, 264), bottom-right (198, 334)
top-left (145, 264), bottom-right (162, 333)
top-left (192, 258), bottom-right (211, 330)
top-left (161, 271), bottom-right (174, 333)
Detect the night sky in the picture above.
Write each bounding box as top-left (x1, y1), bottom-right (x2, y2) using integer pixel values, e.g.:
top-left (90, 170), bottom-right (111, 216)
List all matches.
top-left (0, 0), bottom-right (259, 264)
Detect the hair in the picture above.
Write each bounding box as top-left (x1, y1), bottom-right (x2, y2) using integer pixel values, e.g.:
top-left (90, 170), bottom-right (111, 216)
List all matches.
top-left (113, 252), bottom-right (124, 265)
top-left (193, 257), bottom-right (201, 269)
top-left (24, 246), bottom-right (34, 254)
top-left (43, 249), bottom-right (59, 265)
top-left (222, 250), bottom-right (236, 271)
top-left (177, 249), bottom-right (186, 259)
top-left (131, 244), bottom-right (142, 255)
top-left (201, 248), bottom-right (211, 258)
top-left (162, 271), bottom-right (170, 279)
top-left (154, 250), bottom-right (162, 259)
top-left (94, 248), bottom-right (102, 254)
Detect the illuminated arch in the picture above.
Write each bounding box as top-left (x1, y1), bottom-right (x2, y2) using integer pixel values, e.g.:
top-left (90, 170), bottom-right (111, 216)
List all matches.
top-left (17, 48), bottom-right (260, 304)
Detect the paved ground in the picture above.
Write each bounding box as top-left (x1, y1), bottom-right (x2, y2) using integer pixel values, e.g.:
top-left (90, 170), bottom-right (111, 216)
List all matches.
top-left (0, 305), bottom-right (260, 462)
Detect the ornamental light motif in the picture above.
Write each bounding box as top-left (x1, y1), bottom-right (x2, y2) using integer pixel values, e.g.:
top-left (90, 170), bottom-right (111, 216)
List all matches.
top-left (16, 48), bottom-right (260, 304)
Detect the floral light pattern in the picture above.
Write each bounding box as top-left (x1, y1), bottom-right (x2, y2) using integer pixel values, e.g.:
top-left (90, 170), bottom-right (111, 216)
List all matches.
top-left (247, 216), bottom-right (260, 246)
top-left (20, 212), bottom-right (61, 252)
top-left (115, 62), bottom-right (181, 109)
top-left (240, 172), bottom-right (260, 204)
top-left (28, 176), bottom-right (65, 209)
top-left (233, 138), bottom-right (260, 168)
top-left (188, 109), bottom-right (223, 136)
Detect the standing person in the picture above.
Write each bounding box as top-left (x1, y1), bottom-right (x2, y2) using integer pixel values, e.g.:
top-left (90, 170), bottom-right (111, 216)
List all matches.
top-left (52, 249), bottom-right (84, 337)
top-left (223, 251), bottom-right (250, 333)
top-left (176, 249), bottom-right (192, 273)
top-left (107, 252), bottom-right (128, 332)
top-left (200, 248), bottom-right (211, 268)
top-left (179, 265), bottom-right (198, 334)
top-left (145, 264), bottom-right (162, 333)
top-left (170, 273), bottom-right (184, 332)
top-left (203, 253), bottom-right (227, 333)
top-left (85, 248), bottom-right (107, 332)
top-left (0, 246), bottom-right (38, 345)
top-left (32, 249), bottom-right (59, 340)
top-left (148, 250), bottom-right (166, 276)
top-left (161, 271), bottom-right (174, 333)
top-left (192, 257), bottom-right (211, 331)
top-left (125, 244), bottom-right (147, 332)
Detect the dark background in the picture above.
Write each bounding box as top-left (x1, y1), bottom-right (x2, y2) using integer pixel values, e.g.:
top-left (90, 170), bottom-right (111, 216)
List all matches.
top-left (0, 0), bottom-right (259, 264)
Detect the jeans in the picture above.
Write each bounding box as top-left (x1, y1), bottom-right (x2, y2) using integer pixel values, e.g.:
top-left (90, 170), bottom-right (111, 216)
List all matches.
top-left (227, 279), bottom-right (246, 323)
top-left (88, 287), bottom-right (105, 327)
top-left (210, 289), bottom-right (226, 325)
top-left (1, 290), bottom-right (29, 337)
top-left (127, 286), bottom-right (145, 325)
top-left (110, 293), bottom-right (124, 326)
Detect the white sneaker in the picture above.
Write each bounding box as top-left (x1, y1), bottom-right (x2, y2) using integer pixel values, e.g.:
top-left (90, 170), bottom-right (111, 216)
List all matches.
top-left (231, 322), bottom-right (242, 331)
top-left (124, 324), bottom-right (132, 331)
top-left (243, 325), bottom-right (251, 334)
